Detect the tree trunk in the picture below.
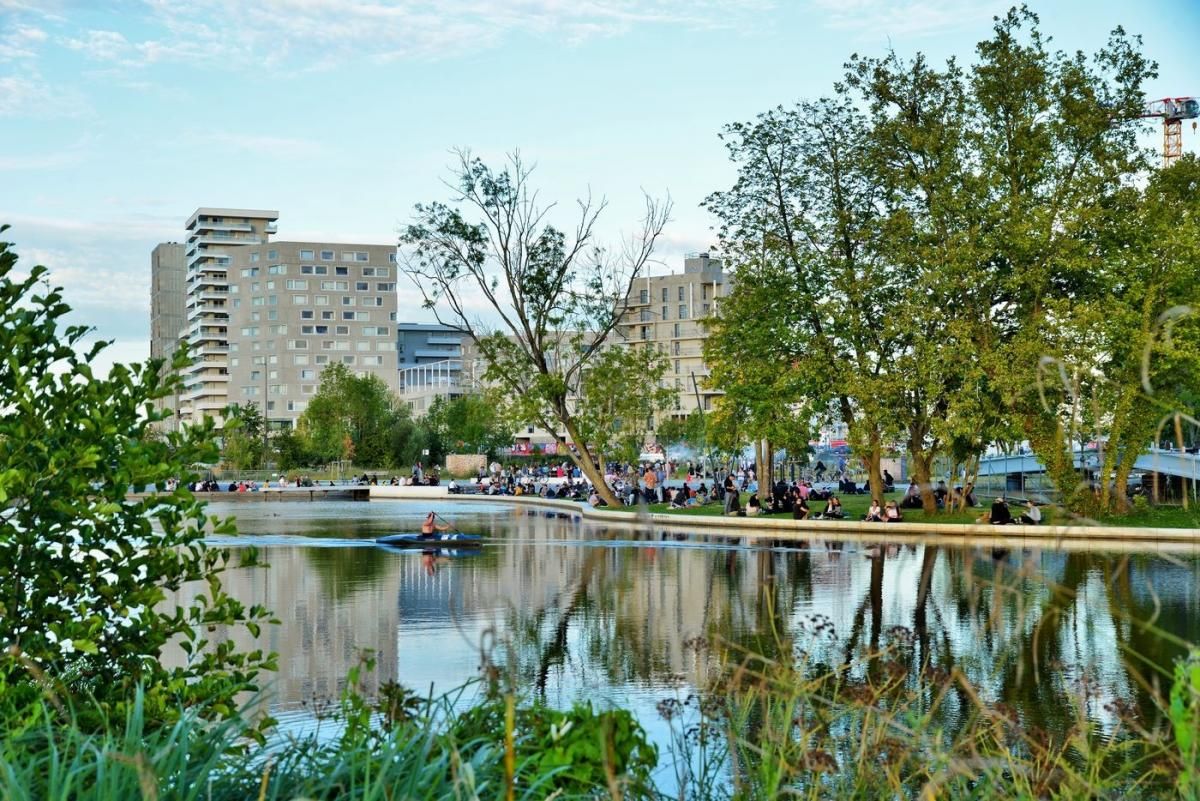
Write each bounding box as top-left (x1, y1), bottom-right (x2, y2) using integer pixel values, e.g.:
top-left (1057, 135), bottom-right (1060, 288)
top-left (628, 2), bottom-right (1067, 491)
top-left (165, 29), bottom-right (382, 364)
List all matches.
top-left (865, 426), bottom-right (884, 503)
top-left (910, 451), bottom-right (936, 514)
top-left (560, 417), bottom-right (620, 507)
top-left (762, 438), bottom-right (773, 493)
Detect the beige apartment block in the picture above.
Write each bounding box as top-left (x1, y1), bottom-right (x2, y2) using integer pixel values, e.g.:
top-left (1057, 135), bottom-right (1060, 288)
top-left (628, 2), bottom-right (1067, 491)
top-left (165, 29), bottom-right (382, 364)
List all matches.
top-left (224, 241), bottom-right (399, 429)
top-left (618, 252), bottom-right (727, 426)
top-left (150, 242), bottom-right (186, 428)
top-left (178, 208), bottom-right (279, 427)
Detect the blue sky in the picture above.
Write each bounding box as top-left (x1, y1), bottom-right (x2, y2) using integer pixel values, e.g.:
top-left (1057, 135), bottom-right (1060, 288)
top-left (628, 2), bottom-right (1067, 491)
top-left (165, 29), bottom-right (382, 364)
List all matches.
top-left (2, 0), bottom-right (1197, 373)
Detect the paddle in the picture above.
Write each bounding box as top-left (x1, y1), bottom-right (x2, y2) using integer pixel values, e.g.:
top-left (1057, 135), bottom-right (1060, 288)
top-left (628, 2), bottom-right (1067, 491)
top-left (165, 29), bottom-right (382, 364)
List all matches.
top-left (434, 512), bottom-right (468, 538)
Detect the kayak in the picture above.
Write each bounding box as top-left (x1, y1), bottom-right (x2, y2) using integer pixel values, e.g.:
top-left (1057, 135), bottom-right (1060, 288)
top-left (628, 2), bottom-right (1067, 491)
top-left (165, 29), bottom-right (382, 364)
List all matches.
top-left (375, 532), bottom-right (483, 547)
top-left (376, 544), bottom-right (481, 558)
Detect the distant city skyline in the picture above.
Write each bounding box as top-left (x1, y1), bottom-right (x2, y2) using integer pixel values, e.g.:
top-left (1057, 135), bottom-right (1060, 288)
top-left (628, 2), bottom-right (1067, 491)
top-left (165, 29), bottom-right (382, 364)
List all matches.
top-left (2, 0), bottom-right (1197, 375)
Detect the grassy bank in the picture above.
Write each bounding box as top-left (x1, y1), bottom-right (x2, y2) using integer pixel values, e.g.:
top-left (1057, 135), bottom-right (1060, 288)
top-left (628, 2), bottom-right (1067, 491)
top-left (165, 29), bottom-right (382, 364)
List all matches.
top-left (604, 491), bottom-right (1200, 529)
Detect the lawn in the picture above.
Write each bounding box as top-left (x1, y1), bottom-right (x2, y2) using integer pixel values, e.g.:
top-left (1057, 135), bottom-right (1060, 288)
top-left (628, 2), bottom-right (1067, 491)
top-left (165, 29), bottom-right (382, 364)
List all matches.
top-left (601, 488), bottom-right (1200, 529)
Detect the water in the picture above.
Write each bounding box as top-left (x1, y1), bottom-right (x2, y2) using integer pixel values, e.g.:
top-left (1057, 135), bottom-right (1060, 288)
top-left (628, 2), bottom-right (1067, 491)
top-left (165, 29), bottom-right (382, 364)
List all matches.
top-left (182, 499), bottom-right (1200, 752)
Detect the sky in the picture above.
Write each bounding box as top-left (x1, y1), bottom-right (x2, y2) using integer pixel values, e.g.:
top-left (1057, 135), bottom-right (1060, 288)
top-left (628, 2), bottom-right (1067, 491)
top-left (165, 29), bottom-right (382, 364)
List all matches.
top-left (2, 0), bottom-right (1197, 374)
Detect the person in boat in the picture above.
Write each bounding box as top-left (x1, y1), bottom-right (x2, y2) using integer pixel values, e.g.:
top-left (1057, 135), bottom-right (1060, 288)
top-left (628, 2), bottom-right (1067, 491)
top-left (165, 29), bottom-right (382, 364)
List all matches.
top-left (421, 512), bottom-right (451, 539)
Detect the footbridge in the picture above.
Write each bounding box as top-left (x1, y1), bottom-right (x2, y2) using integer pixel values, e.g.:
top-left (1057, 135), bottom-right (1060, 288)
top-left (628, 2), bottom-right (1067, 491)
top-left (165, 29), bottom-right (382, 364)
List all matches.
top-left (976, 447), bottom-right (1200, 482)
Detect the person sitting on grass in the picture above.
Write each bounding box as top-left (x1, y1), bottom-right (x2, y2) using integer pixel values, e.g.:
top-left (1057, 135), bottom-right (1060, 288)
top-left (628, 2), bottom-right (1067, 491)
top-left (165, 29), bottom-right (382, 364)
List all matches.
top-left (865, 499), bottom-right (884, 522)
top-left (822, 495), bottom-right (845, 519)
top-left (1018, 499), bottom-right (1041, 525)
top-left (990, 496), bottom-right (1012, 525)
top-left (884, 500), bottom-right (903, 523)
top-left (747, 492), bottom-right (762, 516)
top-left (793, 495), bottom-right (810, 520)
top-left (588, 489), bottom-right (606, 507)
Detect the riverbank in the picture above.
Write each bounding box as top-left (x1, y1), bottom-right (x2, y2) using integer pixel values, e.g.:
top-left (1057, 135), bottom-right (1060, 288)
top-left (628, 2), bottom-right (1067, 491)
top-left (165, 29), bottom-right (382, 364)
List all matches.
top-left (368, 485), bottom-right (1200, 545)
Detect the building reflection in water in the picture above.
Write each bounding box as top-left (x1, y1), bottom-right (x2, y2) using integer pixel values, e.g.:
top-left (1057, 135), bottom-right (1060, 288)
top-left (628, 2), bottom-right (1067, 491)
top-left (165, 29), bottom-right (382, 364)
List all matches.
top-left (167, 502), bottom-right (1200, 735)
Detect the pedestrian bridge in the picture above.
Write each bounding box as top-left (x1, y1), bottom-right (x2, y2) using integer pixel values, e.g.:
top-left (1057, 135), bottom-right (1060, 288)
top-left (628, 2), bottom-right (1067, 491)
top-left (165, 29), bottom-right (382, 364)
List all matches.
top-left (976, 447), bottom-right (1200, 481)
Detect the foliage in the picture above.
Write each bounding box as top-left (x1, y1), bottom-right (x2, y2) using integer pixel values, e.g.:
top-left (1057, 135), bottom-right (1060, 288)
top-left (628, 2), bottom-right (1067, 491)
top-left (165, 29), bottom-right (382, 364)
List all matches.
top-left (296, 362), bottom-right (428, 469)
top-left (399, 150), bottom-right (671, 506)
top-left (424, 392), bottom-right (513, 459)
top-left (0, 230), bottom-right (274, 724)
top-left (1172, 650), bottom-right (1200, 799)
top-left (219, 402), bottom-right (264, 470)
top-left (657, 410), bottom-right (707, 450)
top-left (571, 343), bottom-right (675, 467)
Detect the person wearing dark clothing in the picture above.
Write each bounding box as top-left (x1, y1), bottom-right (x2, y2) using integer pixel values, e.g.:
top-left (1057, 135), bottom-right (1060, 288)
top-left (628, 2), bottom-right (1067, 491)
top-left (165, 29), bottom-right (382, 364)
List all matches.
top-left (814, 460), bottom-right (826, 480)
top-left (793, 496), bottom-right (810, 520)
top-left (883, 469), bottom-right (895, 491)
top-left (990, 497), bottom-right (1012, 525)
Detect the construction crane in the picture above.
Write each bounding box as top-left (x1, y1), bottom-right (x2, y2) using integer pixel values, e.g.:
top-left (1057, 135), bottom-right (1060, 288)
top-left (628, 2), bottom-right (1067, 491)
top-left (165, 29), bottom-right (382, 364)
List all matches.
top-left (1141, 97), bottom-right (1199, 168)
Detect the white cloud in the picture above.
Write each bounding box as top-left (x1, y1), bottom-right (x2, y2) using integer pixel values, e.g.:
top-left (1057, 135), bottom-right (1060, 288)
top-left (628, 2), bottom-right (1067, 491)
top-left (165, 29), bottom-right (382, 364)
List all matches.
top-left (0, 71), bottom-right (87, 117)
top-left (0, 23), bottom-right (46, 59)
top-left (808, 0), bottom-right (1006, 40)
top-left (58, 0), bottom-right (772, 71)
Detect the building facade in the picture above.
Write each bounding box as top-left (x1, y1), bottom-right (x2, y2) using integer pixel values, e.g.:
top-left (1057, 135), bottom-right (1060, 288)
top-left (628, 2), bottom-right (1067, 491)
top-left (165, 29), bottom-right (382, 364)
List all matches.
top-left (224, 241), bottom-right (399, 429)
top-left (178, 208), bottom-right (279, 426)
top-left (396, 323), bottom-right (471, 416)
top-left (157, 209), bottom-right (400, 430)
top-left (618, 252), bottom-right (727, 426)
top-left (150, 242), bottom-right (186, 427)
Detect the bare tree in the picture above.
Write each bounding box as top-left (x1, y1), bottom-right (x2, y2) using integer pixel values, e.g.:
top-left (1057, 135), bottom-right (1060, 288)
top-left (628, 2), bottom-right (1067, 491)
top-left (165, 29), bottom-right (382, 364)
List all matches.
top-left (399, 150), bottom-right (671, 506)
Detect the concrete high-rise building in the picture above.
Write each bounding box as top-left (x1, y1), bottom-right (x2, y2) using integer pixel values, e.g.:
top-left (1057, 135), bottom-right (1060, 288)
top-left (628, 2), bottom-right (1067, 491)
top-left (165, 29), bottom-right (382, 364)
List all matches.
top-left (618, 252), bottom-right (727, 426)
top-left (178, 208), bottom-right (279, 426)
top-left (396, 323), bottom-right (471, 415)
top-left (150, 242), bottom-right (186, 427)
top-left (224, 240), bottom-right (399, 429)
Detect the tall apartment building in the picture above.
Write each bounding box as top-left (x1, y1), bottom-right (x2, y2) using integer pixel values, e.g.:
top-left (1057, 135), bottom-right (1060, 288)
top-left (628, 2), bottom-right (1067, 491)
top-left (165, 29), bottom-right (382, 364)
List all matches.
top-left (224, 241), bottom-right (399, 429)
top-left (618, 252), bottom-right (727, 425)
top-left (150, 242), bottom-right (186, 427)
top-left (178, 208), bottom-right (279, 426)
top-left (396, 323), bottom-right (471, 415)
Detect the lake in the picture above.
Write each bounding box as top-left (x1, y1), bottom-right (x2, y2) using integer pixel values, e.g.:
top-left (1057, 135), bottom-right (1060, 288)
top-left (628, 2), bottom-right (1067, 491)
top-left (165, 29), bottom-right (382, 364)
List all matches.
top-left (184, 499), bottom-right (1200, 753)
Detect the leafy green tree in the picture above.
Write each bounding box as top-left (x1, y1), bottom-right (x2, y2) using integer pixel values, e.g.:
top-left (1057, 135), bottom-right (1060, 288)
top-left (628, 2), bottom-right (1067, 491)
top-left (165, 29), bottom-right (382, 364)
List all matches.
top-left (571, 344), bottom-right (675, 469)
top-left (424, 392), bottom-right (512, 458)
top-left (220, 402), bottom-right (264, 470)
top-left (400, 151), bottom-right (671, 506)
top-left (656, 409), bottom-right (707, 452)
top-left (0, 229), bottom-right (274, 722)
top-left (298, 363), bottom-right (401, 467)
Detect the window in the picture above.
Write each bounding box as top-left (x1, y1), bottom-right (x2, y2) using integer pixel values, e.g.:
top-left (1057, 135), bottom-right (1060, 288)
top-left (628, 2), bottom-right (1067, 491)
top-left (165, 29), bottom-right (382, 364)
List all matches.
top-left (362, 267), bottom-right (376, 277)
top-left (678, 286), bottom-right (685, 301)
top-left (376, 267), bottom-right (389, 277)
top-left (673, 323), bottom-right (680, 337)
top-left (300, 249), bottom-right (314, 260)
top-left (341, 251), bottom-right (355, 262)
top-left (232, 298), bottom-right (241, 308)
top-left (267, 264), bottom-right (287, 275)
top-left (355, 252), bottom-right (369, 262)
top-left (674, 359), bottom-right (680, 374)
top-left (342, 296), bottom-right (354, 306)
top-left (335, 325), bottom-right (349, 335)
top-left (292, 294), bottom-right (308, 305)
top-left (315, 325), bottom-right (329, 334)
top-left (303, 384), bottom-right (316, 394)
top-left (266, 280), bottom-right (275, 289)
top-left (230, 357), bottom-right (239, 367)
top-left (673, 341), bottom-right (680, 355)
top-left (342, 355), bottom-right (356, 364)
top-left (640, 326), bottom-right (649, 341)
top-left (315, 295), bottom-right (329, 306)
top-left (639, 309), bottom-right (651, 322)
top-left (269, 324), bottom-right (286, 334)
top-left (286, 400), bottom-right (308, 412)
top-left (287, 279), bottom-right (308, 290)
top-left (361, 355), bottom-right (383, 366)
top-left (252, 296), bottom-right (265, 307)
top-left (251, 311), bottom-right (260, 321)
top-left (702, 303), bottom-right (710, 315)
top-left (268, 249), bottom-right (277, 260)
top-left (288, 339), bottom-right (308, 350)
top-left (356, 281), bottom-right (368, 291)
top-left (342, 311), bottom-right (355, 320)
top-left (268, 295), bottom-right (277, 305)
top-left (376, 282), bottom-right (395, 291)
top-left (377, 341), bottom-right (394, 351)
top-left (242, 386), bottom-right (260, 396)
top-left (321, 310), bottom-right (334, 320)
top-left (356, 311), bottom-right (370, 321)
top-left (639, 289), bottom-right (649, 303)
top-left (662, 305), bottom-right (668, 320)
top-left (293, 354), bottom-right (309, 365)
top-left (240, 326), bottom-right (259, 336)
top-left (301, 325), bottom-right (314, 334)
top-left (300, 369), bottom-right (315, 380)
top-left (251, 282), bottom-right (260, 291)
top-left (388, 253), bottom-right (397, 263)
top-left (267, 310), bottom-right (278, 320)
top-left (320, 250), bottom-right (334, 261)
top-left (249, 370), bottom-right (261, 381)
top-left (372, 296), bottom-right (384, 306)
top-left (240, 267), bottom-right (259, 278)
top-left (357, 341), bottom-right (371, 351)
top-left (679, 304), bottom-right (688, 319)
top-left (250, 252), bottom-right (260, 263)
top-left (702, 284), bottom-right (710, 300)
top-left (335, 266), bottom-right (349, 276)
top-left (315, 355), bottom-right (328, 365)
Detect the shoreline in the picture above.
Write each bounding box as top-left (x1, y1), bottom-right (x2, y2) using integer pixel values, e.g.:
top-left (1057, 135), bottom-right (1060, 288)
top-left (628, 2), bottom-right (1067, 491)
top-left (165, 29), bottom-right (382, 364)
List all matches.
top-left (366, 485), bottom-right (1200, 547)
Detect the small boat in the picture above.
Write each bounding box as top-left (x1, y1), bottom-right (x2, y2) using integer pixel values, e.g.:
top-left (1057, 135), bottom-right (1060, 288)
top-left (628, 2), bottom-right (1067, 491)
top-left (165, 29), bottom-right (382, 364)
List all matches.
top-left (375, 543), bottom-right (481, 557)
top-left (375, 532), bottom-right (484, 547)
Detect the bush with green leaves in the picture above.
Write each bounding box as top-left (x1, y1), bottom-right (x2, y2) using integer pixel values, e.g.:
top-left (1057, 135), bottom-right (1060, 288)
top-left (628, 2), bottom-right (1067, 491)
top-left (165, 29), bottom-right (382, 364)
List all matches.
top-left (0, 228), bottom-right (275, 724)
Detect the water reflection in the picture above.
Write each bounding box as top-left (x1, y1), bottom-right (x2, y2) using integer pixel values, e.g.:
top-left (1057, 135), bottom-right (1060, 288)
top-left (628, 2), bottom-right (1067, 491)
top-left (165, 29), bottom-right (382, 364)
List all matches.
top-left (170, 501), bottom-right (1200, 741)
